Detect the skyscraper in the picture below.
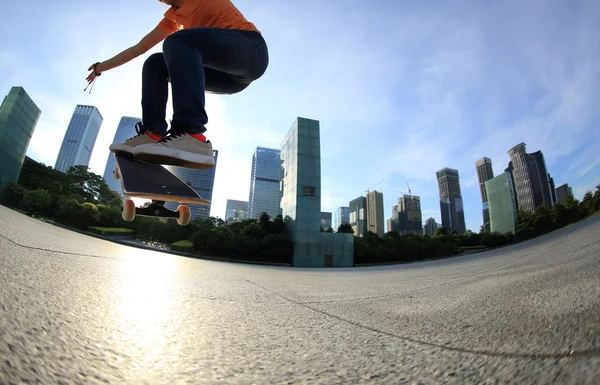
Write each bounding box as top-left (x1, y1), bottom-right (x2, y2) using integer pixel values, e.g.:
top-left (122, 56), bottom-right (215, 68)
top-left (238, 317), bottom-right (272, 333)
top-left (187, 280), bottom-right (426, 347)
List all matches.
top-left (225, 199), bottom-right (248, 223)
top-left (55, 105), bottom-right (103, 173)
top-left (349, 197), bottom-right (367, 237)
top-left (332, 206), bottom-right (350, 232)
top-left (102, 116), bottom-right (140, 194)
top-left (280, 117), bottom-right (353, 267)
top-left (366, 190), bottom-right (385, 237)
top-left (528, 150), bottom-right (554, 208)
top-left (248, 146), bottom-right (281, 219)
top-left (485, 172), bottom-right (518, 234)
top-left (423, 217), bottom-right (439, 236)
top-left (436, 168), bottom-right (466, 234)
top-left (507, 143), bottom-right (554, 213)
top-left (0, 86), bottom-right (41, 187)
top-left (556, 183), bottom-right (573, 203)
top-left (475, 157), bottom-right (494, 231)
top-left (165, 150), bottom-right (218, 220)
top-left (390, 195), bottom-right (423, 235)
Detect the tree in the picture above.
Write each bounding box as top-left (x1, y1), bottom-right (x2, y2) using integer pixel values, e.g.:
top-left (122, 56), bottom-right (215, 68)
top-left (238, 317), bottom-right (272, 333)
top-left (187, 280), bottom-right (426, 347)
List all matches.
top-left (7, 182), bottom-right (26, 203)
top-left (434, 227), bottom-right (448, 237)
top-left (66, 165), bottom-right (119, 204)
top-left (259, 212), bottom-right (271, 231)
top-left (581, 191), bottom-right (595, 216)
top-left (337, 223), bottom-right (354, 234)
top-left (109, 196), bottom-right (123, 208)
top-left (271, 215), bottom-right (286, 234)
top-left (23, 188), bottom-right (52, 215)
top-left (551, 203), bottom-right (568, 228)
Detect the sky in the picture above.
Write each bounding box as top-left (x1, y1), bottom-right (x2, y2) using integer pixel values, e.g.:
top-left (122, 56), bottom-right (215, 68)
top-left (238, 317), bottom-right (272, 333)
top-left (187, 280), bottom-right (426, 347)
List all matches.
top-left (1, 0), bottom-right (599, 231)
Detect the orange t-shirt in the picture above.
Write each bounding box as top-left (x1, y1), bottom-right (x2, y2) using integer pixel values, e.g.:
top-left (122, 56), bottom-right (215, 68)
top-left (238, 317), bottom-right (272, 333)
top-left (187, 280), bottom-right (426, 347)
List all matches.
top-left (157, 0), bottom-right (260, 34)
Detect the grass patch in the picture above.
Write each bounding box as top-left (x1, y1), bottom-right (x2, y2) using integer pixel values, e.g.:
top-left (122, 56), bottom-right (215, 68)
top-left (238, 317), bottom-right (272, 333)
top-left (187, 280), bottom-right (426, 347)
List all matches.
top-left (171, 239), bottom-right (193, 252)
top-left (88, 227), bottom-right (136, 236)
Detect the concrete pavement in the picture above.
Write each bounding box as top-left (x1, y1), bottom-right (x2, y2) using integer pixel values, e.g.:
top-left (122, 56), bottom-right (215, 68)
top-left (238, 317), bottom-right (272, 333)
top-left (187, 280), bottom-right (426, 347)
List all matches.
top-left (1, 205), bottom-right (599, 384)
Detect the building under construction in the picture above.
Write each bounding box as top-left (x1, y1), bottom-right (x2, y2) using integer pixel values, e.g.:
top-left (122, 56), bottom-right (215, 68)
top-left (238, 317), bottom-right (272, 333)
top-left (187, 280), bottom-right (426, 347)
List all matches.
top-left (389, 194), bottom-right (423, 236)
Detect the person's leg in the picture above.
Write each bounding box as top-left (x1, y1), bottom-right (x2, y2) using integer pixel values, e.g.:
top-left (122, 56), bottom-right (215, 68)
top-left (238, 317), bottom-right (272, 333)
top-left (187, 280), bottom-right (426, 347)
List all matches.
top-left (133, 28), bottom-right (269, 169)
top-left (162, 27), bottom-right (268, 133)
top-left (141, 52), bottom-right (170, 136)
top-left (109, 53), bottom-right (170, 154)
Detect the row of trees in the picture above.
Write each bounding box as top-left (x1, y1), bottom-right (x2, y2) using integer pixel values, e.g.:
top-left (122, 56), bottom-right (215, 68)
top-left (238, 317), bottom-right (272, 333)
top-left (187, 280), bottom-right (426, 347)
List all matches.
top-left (4, 158), bottom-right (600, 265)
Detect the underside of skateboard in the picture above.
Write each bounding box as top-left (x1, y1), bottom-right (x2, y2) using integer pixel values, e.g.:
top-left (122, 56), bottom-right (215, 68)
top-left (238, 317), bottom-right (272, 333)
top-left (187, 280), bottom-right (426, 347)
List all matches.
top-left (113, 166), bottom-right (193, 226)
top-left (121, 199), bottom-right (192, 225)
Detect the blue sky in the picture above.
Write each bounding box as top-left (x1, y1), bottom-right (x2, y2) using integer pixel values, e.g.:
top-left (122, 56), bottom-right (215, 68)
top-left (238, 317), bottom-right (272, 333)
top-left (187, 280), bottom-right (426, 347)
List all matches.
top-left (1, 0), bottom-right (598, 231)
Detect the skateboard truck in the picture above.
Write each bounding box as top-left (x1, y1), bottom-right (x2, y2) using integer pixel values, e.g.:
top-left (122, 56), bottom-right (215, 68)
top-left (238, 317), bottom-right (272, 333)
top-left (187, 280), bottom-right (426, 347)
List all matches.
top-left (121, 199), bottom-right (192, 225)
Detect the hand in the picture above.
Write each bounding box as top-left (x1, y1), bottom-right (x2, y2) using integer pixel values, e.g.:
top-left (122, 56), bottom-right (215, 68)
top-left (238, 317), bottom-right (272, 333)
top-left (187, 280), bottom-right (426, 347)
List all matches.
top-left (86, 62), bottom-right (102, 84)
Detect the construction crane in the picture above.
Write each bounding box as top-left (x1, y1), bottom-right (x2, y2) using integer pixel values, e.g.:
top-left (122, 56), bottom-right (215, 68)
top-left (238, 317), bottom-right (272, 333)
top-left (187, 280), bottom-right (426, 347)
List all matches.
top-left (365, 179), bottom-right (385, 195)
top-left (405, 180), bottom-right (412, 197)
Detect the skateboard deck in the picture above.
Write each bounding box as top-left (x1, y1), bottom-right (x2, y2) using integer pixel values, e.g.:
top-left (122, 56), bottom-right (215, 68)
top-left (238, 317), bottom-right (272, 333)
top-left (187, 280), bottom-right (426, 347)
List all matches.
top-left (114, 154), bottom-right (211, 206)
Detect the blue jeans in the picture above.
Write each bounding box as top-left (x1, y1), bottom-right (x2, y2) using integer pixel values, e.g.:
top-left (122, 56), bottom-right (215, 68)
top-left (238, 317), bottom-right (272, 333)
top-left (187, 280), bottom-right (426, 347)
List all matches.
top-left (142, 28), bottom-right (269, 135)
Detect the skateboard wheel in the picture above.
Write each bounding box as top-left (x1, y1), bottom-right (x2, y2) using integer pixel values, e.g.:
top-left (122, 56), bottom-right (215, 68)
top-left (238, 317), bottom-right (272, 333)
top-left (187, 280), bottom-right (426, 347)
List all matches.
top-left (176, 205), bottom-right (191, 226)
top-left (113, 168), bottom-right (120, 180)
top-left (122, 199), bottom-right (136, 222)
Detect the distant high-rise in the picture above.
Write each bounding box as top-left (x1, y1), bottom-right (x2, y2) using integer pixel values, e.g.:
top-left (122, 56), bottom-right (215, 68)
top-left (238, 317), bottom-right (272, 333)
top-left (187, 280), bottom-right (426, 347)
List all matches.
top-left (556, 183), bottom-right (573, 203)
top-left (102, 117), bottom-right (140, 194)
top-left (507, 143), bottom-right (554, 213)
top-left (225, 199), bottom-right (248, 223)
top-left (55, 105), bottom-right (103, 173)
top-left (390, 195), bottom-right (423, 235)
top-left (165, 150), bottom-right (218, 220)
top-left (0, 86), bottom-right (41, 186)
top-left (423, 217), bottom-right (439, 236)
top-left (366, 190), bottom-right (385, 237)
top-left (475, 157), bottom-right (494, 231)
top-left (332, 206), bottom-right (350, 232)
top-left (349, 196), bottom-right (367, 237)
top-left (320, 212), bottom-right (332, 231)
top-left (248, 146), bottom-right (281, 219)
top-left (528, 150), bottom-right (554, 208)
top-left (486, 172), bottom-right (518, 234)
top-left (436, 168), bottom-right (466, 234)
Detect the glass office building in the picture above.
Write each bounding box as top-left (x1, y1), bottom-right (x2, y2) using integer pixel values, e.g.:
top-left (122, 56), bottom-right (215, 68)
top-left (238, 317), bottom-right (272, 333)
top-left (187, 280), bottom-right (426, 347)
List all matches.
top-left (165, 150), bottom-right (218, 220)
top-left (102, 116), bottom-right (140, 195)
top-left (248, 147), bottom-right (281, 219)
top-left (280, 117), bottom-right (353, 267)
top-left (556, 183), bottom-right (573, 203)
top-left (55, 105), bottom-right (103, 173)
top-left (485, 172), bottom-right (518, 234)
top-left (225, 199), bottom-right (248, 223)
top-left (332, 206), bottom-right (350, 232)
top-left (0, 86), bottom-right (41, 187)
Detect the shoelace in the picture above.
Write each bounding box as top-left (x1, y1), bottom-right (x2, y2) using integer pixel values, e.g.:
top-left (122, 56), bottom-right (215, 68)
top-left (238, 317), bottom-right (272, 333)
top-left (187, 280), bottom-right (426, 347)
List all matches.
top-left (125, 122), bottom-right (146, 141)
top-left (157, 130), bottom-right (186, 143)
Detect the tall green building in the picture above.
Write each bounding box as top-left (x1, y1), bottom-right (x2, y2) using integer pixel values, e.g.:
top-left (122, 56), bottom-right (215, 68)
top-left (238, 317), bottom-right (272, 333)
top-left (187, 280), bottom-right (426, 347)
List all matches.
top-left (280, 117), bottom-right (353, 267)
top-left (485, 172), bottom-right (518, 234)
top-left (0, 86), bottom-right (41, 186)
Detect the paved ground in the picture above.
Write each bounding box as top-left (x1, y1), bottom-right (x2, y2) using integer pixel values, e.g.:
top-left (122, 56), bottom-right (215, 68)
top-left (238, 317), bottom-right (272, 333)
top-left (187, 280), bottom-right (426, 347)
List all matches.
top-left (0, 205), bottom-right (599, 384)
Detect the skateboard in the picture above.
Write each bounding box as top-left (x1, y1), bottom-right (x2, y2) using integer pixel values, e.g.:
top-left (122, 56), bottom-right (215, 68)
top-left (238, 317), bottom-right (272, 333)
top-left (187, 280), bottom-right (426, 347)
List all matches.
top-left (113, 154), bottom-right (211, 226)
